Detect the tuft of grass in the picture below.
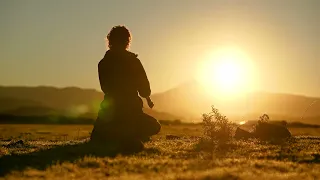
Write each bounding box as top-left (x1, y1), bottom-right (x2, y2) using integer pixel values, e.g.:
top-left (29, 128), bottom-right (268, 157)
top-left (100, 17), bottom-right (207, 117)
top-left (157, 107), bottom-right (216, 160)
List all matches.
top-left (253, 114), bottom-right (270, 133)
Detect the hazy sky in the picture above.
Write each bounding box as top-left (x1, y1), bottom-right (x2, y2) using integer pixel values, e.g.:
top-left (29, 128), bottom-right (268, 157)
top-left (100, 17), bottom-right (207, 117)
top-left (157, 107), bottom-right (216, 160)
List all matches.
top-left (1, 0), bottom-right (319, 96)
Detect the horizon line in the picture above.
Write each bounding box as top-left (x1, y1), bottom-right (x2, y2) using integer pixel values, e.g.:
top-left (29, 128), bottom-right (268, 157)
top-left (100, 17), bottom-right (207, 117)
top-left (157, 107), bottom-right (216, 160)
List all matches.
top-left (0, 84), bottom-right (319, 99)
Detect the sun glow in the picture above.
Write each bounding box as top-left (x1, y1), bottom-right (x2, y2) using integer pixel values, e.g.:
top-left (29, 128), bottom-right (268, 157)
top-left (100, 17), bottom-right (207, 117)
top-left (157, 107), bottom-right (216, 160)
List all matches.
top-left (196, 47), bottom-right (255, 97)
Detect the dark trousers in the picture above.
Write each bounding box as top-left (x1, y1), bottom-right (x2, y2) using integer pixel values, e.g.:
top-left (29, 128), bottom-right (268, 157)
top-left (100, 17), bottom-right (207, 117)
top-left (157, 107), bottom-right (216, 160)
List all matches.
top-left (90, 99), bottom-right (161, 142)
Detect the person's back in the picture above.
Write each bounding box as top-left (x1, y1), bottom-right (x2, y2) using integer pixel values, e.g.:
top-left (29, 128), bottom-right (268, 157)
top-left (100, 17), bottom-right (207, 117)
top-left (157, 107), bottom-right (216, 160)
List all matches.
top-left (98, 49), bottom-right (150, 110)
top-left (90, 26), bottom-right (161, 151)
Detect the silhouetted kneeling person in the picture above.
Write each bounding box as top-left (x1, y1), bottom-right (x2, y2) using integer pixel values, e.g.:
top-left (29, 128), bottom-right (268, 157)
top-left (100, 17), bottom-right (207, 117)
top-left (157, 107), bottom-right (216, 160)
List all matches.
top-left (90, 26), bottom-right (161, 152)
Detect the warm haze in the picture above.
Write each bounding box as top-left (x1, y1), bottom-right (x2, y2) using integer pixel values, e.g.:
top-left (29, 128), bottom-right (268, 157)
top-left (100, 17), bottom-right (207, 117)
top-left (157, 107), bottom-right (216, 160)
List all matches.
top-left (1, 1), bottom-right (320, 180)
top-left (1, 0), bottom-right (319, 97)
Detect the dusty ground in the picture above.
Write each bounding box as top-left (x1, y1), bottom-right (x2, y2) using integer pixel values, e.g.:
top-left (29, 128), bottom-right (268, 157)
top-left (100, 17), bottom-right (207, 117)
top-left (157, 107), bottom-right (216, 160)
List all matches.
top-left (0, 124), bottom-right (319, 180)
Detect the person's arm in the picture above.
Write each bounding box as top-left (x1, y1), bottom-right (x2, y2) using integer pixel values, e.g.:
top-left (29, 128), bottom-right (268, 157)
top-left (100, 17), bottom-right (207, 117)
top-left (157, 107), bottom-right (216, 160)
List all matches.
top-left (135, 58), bottom-right (151, 98)
top-left (146, 97), bottom-right (154, 108)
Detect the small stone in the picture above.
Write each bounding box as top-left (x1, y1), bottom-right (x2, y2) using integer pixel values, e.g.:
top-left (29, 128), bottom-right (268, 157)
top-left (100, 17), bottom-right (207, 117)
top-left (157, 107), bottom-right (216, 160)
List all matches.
top-left (166, 135), bottom-right (180, 140)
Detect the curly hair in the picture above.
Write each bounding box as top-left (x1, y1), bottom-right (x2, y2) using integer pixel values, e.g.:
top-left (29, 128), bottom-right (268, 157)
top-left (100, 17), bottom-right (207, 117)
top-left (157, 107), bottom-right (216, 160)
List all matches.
top-left (107, 26), bottom-right (131, 50)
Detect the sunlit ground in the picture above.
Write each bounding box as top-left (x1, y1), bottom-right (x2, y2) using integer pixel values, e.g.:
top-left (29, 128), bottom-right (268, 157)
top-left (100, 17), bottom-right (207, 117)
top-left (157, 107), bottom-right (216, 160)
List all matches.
top-left (0, 124), bottom-right (320, 180)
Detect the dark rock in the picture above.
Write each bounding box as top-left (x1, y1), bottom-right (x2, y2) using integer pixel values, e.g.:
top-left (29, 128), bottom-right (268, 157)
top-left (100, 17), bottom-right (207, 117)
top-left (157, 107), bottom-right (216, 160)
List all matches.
top-left (234, 127), bottom-right (255, 140)
top-left (4, 140), bottom-right (24, 148)
top-left (254, 122), bottom-right (291, 140)
top-left (166, 135), bottom-right (180, 140)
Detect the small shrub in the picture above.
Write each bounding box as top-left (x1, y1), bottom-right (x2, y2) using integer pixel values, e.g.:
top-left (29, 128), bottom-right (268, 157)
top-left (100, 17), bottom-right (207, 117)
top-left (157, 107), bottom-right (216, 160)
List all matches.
top-left (253, 114), bottom-right (270, 135)
top-left (202, 106), bottom-right (234, 144)
top-left (258, 114), bottom-right (270, 124)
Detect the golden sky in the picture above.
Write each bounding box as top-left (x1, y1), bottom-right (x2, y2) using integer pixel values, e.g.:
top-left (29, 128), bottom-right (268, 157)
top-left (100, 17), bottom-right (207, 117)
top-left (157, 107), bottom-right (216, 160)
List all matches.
top-left (0, 0), bottom-right (319, 96)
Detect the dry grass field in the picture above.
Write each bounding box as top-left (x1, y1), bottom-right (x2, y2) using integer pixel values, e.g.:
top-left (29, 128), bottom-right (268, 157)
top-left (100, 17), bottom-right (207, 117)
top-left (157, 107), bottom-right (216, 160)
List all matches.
top-left (0, 124), bottom-right (319, 180)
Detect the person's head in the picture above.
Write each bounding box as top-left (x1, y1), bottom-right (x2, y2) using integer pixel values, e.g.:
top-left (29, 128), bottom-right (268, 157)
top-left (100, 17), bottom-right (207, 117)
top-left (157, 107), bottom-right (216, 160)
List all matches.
top-left (107, 25), bottom-right (131, 50)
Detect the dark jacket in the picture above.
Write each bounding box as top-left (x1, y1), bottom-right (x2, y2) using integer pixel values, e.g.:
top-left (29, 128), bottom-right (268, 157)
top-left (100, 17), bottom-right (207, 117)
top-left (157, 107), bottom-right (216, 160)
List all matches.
top-left (98, 49), bottom-right (151, 110)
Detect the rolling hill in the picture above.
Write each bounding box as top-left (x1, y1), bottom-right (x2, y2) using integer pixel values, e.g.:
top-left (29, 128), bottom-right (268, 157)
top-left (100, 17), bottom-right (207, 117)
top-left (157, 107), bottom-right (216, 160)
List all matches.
top-left (0, 84), bottom-right (319, 124)
top-left (149, 81), bottom-right (320, 123)
top-left (0, 86), bottom-right (180, 121)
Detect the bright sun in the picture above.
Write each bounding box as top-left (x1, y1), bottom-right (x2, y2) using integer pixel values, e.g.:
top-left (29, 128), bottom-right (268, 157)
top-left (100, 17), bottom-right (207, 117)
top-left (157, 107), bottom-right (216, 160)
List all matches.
top-left (196, 47), bottom-right (255, 97)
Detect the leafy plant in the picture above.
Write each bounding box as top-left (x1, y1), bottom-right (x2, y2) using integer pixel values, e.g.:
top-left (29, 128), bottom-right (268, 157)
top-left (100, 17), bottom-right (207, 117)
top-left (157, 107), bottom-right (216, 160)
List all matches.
top-left (258, 114), bottom-right (270, 124)
top-left (202, 106), bottom-right (234, 144)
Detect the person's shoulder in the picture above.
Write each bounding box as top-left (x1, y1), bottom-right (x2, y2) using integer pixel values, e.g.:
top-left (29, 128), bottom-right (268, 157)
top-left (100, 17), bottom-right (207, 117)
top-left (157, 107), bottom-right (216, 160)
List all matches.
top-left (126, 50), bottom-right (139, 59)
top-left (98, 59), bottom-right (104, 65)
top-left (98, 50), bottom-right (111, 65)
top-left (98, 59), bottom-right (105, 70)
top-left (98, 54), bottom-right (107, 68)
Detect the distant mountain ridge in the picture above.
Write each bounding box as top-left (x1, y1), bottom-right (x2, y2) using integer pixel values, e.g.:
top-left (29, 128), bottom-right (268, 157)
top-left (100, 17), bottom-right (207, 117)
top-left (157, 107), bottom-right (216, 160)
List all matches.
top-left (148, 81), bottom-right (320, 124)
top-left (0, 84), bottom-right (319, 124)
top-left (0, 86), bottom-right (103, 111)
top-left (0, 86), bottom-right (180, 121)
